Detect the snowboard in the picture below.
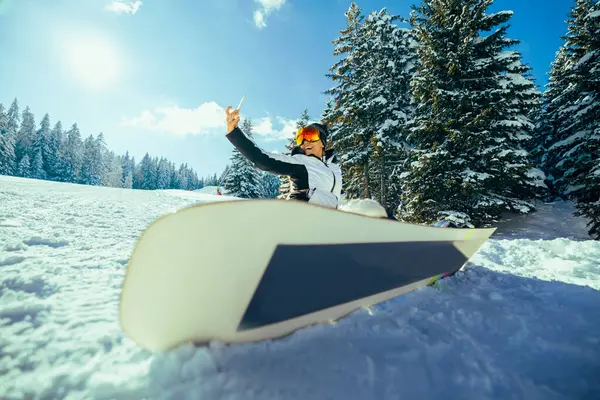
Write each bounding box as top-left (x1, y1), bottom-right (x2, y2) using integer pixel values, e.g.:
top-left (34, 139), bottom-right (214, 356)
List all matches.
top-left (119, 199), bottom-right (496, 352)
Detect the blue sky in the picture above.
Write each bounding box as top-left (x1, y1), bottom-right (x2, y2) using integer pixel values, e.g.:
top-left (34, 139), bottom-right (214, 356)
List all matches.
top-left (0, 0), bottom-right (573, 178)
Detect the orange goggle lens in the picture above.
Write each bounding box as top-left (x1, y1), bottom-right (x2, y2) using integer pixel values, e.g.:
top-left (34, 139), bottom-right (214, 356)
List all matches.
top-left (295, 127), bottom-right (320, 146)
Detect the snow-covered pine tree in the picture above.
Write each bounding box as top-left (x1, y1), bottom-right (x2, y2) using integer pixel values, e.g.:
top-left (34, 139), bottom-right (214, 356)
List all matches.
top-left (96, 133), bottom-right (108, 180)
top-left (124, 170), bottom-right (134, 189)
top-left (0, 103), bottom-right (17, 175)
top-left (30, 149), bottom-right (46, 180)
top-left (132, 160), bottom-right (143, 189)
top-left (121, 151), bottom-right (135, 187)
top-left (356, 8), bottom-right (417, 215)
top-left (156, 157), bottom-right (171, 189)
top-left (164, 161), bottom-right (176, 189)
top-left (323, 5), bottom-right (418, 215)
top-left (169, 162), bottom-right (183, 189)
top-left (536, 45), bottom-right (572, 191)
top-left (80, 134), bottom-right (104, 185)
top-left (139, 153), bottom-right (157, 190)
top-left (102, 152), bottom-right (124, 188)
top-left (177, 163), bottom-right (189, 190)
top-left (46, 121), bottom-right (63, 181)
top-left (542, 0), bottom-right (599, 239)
top-left (56, 123), bottom-right (83, 183)
top-left (527, 105), bottom-right (552, 171)
top-left (278, 109), bottom-right (311, 199)
top-left (224, 118), bottom-right (263, 198)
top-left (6, 99), bottom-right (20, 137)
top-left (31, 113), bottom-right (51, 180)
top-left (17, 154), bottom-right (31, 178)
top-left (324, 3), bottom-right (372, 200)
top-left (262, 171), bottom-right (281, 198)
top-left (3, 98), bottom-right (20, 175)
top-left (16, 106), bottom-right (36, 166)
top-left (194, 172), bottom-right (202, 189)
top-left (399, 0), bottom-right (545, 227)
top-left (219, 164), bottom-right (231, 186)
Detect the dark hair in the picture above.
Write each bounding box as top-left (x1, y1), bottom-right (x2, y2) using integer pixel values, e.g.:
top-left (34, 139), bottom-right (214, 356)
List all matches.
top-left (306, 122), bottom-right (329, 147)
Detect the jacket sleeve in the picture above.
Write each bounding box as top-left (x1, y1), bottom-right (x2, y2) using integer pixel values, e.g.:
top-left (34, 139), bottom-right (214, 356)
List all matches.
top-left (226, 127), bottom-right (306, 177)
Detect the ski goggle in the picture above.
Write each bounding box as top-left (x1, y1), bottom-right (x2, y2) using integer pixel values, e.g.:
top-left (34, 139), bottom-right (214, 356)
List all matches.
top-left (295, 126), bottom-right (321, 146)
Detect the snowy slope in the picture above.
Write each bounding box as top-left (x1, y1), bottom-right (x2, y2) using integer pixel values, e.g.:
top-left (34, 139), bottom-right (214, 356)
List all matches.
top-left (1, 175), bottom-right (599, 399)
top-left (193, 185), bottom-right (228, 196)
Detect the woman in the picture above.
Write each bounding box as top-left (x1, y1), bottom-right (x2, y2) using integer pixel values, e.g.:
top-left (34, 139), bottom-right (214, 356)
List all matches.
top-left (225, 105), bottom-right (342, 209)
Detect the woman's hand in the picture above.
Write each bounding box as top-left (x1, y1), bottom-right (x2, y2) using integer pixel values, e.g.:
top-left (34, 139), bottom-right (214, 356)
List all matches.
top-left (225, 106), bottom-right (240, 134)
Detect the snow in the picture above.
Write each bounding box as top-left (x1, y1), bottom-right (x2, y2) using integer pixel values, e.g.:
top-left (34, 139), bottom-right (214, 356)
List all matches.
top-left (588, 10), bottom-right (600, 18)
top-left (549, 130), bottom-right (590, 150)
top-left (499, 73), bottom-right (533, 89)
top-left (379, 118), bottom-right (399, 131)
top-left (339, 198), bottom-right (388, 218)
top-left (1, 175), bottom-right (600, 399)
top-left (373, 95), bottom-right (388, 105)
top-left (461, 169), bottom-right (493, 182)
top-left (574, 50), bottom-right (595, 69)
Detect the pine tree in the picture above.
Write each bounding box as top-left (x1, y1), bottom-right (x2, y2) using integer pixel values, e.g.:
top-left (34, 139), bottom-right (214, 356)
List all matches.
top-left (103, 152), bottom-right (124, 188)
top-left (57, 123), bottom-right (84, 183)
top-left (219, 164), bottom-right (231, 186)
top-left (139, 153), bottom-right (157, 190)
top-left (121, 151), bottom-right (135, 187)
top-left (323, 5), bottom-right (418, 215)
top-left (541, 0), bottom-right (599, 238)
top-left (17, 154), bottom-right (31, 178)
top-left (356, 8), bottom-right (418, 215)
top-left (6, 99), bottom-right (20, 138)
top-left (399, 0), bottom-right (545, 227)
top-left (46, 121), bottom-right (63, 180)
top-left (95, 133), bottom-right (108, 181)
top-left (324, 3), bottom-right (372, 199)
top-left (279, 109), bottom-right (311, 199)
top-left (224, 119), bottom-right (263, 198)
top-left (262, 171), bottom-right (281, 198)
top-left (16, 106), bottom-right (36, 165)
top-left (31, 113), bottom-right (51, 179)
top-left (124, 172), bottom-right (134, 189)
top-left (81, 134), bottom-right (104, 185)
top-left (156, 157), bottom-right (171, 189)
top-left (177, 163), bottom-right (189, 190)
top-left (5, 99), bottom-right (20, 173)
top-left (0, 103), bottom-right (17, 175)
top-left (30, 149), bottom-right (46, 179)
top-left (170, 162), bottom-right (183, 189)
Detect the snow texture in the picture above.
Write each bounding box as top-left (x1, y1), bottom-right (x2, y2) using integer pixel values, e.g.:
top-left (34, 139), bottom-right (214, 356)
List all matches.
top-left (588, 10), bottom-right (600, 18)
top-left (339, 198), bottom-right (388, 218)
top-left (1, 176), bottom-right (600, 399)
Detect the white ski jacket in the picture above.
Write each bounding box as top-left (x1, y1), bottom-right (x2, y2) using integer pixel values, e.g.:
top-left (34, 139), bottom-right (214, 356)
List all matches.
top-left (226, 127), bottom-right (342, 209)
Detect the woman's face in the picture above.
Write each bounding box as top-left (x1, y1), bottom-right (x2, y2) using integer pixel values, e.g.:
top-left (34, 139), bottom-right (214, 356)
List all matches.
top-left (301, 139), bottom-right (324, 158)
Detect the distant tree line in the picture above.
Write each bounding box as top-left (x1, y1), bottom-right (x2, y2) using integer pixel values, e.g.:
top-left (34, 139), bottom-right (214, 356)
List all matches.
top-left (0, 99), bottom-right (219, 191)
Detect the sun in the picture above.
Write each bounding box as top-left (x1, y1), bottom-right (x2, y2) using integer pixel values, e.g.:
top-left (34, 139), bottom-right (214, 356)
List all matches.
top-left (62, 35), bottom-right (121, 91)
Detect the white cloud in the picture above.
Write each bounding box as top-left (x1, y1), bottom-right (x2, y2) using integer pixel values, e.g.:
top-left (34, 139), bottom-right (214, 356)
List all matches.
top-left (120, 102), bottom-right (226, 136)
top-left (121, 103), bottom-right (297, 141)
top-left (252, 116), bottom-right (297, 141)
top-left (253, 10), bottom-right (267, 29)
top-left (253, 0), bottom-right (286, 29)
top-left (105, 1), bottom-right (142, 15)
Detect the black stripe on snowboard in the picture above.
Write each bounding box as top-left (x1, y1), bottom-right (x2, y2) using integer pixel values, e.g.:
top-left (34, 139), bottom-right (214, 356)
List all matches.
top-left (237, 241), bottom-right (467, 331)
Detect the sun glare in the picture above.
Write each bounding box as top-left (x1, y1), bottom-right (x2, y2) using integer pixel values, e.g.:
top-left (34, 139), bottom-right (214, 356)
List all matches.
top-left (63, 35), bottom-right (121, 91)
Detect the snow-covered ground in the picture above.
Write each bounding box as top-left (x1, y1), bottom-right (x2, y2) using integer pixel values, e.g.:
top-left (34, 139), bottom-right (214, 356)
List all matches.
top-left (1, 175), bottom-right (599, 399)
